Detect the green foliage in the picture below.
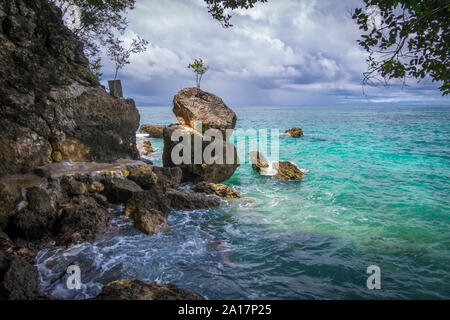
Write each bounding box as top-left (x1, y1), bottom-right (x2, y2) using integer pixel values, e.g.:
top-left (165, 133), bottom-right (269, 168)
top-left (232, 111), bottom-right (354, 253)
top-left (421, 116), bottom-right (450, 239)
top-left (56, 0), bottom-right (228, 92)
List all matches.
top-left (352, 0), bottom-right (450, 95)
top-left (204, 0), bottom-right (268, 27)
top-left (188, 59), bottom-right (209, 89)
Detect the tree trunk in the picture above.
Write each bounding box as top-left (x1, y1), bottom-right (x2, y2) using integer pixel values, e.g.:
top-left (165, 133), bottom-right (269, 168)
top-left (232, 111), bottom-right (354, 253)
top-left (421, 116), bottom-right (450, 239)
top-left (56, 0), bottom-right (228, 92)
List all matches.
top-left (108, 80), bottom-right (123, 98)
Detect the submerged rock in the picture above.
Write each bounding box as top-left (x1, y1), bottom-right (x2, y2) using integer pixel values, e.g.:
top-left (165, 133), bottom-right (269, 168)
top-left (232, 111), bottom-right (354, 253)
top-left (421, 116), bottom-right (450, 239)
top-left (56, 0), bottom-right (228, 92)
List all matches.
top-left (166, 189), bottom-right (221, 210)
top-left (173, 88), bottom-right (236, 133)
top-left (139, 124), bottom-right (166, 138)
top-left (194, 182), bottom-right (240, 199)
top-left (94, 279), bottom-right (204, 300)
top-left (285, 128), bottom-right (304, 137)
top-left (275, 161), bottom-right (303, 180)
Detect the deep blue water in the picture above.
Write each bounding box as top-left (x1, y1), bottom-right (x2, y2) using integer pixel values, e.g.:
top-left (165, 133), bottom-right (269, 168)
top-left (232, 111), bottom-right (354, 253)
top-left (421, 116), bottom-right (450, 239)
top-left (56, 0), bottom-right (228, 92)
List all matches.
top-left (37, 105), bottom-right (450, 299)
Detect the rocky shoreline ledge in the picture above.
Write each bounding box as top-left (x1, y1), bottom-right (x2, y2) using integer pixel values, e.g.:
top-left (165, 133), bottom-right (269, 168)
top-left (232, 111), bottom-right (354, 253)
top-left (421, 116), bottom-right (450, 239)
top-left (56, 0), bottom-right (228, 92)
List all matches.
top-left (0, 0), bottom-right (304, 300)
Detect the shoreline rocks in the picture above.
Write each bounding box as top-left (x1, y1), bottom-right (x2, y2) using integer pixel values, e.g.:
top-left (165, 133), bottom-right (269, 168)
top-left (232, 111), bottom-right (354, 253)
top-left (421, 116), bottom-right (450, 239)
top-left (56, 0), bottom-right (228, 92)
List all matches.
top-left (194, 182), bottom-right (241, 199)
top-left (136, 140), bottom-right (154, 157)
top-left (249, 151), bottom-right (269, 173)
top-left (139, 124), bottom-right (166, 138)
top-left (94, 279), bottom-right (204, 300)
top-left (250, 151), bottom-right (304, 181)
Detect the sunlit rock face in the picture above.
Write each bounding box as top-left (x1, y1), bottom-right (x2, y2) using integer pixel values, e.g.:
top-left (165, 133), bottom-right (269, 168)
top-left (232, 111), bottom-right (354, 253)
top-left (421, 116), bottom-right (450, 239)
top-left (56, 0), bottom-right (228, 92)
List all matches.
top-left (0, 0), bottom-right (140, 175)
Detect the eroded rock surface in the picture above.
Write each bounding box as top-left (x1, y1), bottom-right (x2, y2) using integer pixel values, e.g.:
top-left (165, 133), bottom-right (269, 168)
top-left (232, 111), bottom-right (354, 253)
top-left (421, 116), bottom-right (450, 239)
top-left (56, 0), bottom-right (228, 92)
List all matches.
top-left (139, 124), bottom-right (166, 138)
top-left (194, 182), bottom-right (241, 199)
top-left (173, 88), bottom-right (236, 133)
top-left (94, 279), bottom-right (204, 300)
top-left (285, 128), bottom-right (304, 138)
top-left (0, 0), bottom-right (140, 175)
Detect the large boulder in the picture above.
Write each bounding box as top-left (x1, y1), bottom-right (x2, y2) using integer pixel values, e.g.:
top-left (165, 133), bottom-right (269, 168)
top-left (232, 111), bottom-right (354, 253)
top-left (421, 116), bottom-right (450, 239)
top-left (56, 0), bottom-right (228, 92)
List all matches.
top-left (139, 124), bottom-right (166, 138)
top-left (94, 279), bottom-right (204, 300)
top-left (163, 125), bottom-right (239, 183)
top-left (0, 0), bottom-right (140, 175)
top-left (127, 166), bottom-right (158, 190)
top-left (124, 190), bottom-right (170, 235)
top-left (173, 88), bottom-right (236, 133)
top-left (55, 196), bottom-right (111, 246)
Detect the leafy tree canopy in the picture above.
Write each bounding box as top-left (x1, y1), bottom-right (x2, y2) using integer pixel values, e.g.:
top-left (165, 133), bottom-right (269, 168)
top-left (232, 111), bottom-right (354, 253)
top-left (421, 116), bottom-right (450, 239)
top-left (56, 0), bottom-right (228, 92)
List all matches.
top-left (352, 0), bottom-right (450, 95)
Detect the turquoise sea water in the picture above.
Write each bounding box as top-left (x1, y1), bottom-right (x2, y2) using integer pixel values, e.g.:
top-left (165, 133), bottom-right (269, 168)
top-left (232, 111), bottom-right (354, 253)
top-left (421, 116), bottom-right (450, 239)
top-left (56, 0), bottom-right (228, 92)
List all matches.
top-left (37, 105), bottom-right (450, 299)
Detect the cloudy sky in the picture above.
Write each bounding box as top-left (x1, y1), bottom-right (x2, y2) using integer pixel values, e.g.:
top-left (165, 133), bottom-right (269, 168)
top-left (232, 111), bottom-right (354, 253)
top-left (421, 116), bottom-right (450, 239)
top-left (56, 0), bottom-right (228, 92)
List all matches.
top-left (99, 0), bottom-right (449, 107)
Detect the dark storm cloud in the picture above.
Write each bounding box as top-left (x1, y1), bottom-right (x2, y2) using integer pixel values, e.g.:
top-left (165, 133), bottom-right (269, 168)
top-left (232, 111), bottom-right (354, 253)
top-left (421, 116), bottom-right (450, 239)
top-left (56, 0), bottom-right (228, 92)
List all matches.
top-left (100, 0), bottom-right (449, 106)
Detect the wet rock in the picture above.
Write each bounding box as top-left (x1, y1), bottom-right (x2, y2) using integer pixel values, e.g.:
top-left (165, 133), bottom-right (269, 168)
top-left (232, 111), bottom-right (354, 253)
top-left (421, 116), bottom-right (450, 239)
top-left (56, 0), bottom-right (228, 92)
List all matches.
top-left (285, 128), bottom-right (304, 138)
top-left (127, 166), bottom-right (158, 190)
top-left (275, 161), bottom-right (303, 180)
top-left (194, 182), bottom-right (240, 199)
top-left (8, 187), bottom-right (56, 241)
top-left (249, 151), bottom-right (269, 173)
top-left (173, 88), bottom-right (237, 133)
top-left (0, 183), bottom-right (21, 231)
top-left (163, 125), bottom-right (239, 183)
top-left (102, 178), bottom-right (143, 204)
top-left (94, 279), bottom-right (204, 300)
top-left (124, 190), bottom-right (170, 235)
top-left (0, 257), bottom-right (39, 300)
top-left (166, 189), bottom-right (220, 210)
top-left (136, 140), bottom-right (154, 156)
top-left (55, 196), bottom-right (110, 246)
top-left (139, 124), bottom-right (166, 138)
top-left (152, 166), bottom-right (182, 192)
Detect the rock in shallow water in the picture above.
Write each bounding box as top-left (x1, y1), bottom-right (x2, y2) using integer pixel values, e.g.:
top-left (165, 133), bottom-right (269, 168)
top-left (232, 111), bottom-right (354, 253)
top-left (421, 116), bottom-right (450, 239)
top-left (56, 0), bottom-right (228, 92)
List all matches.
top-left (139, 124), bottom-right (166, 138)
top-left (285, 128), bottom-right (304, 137)
top-left (194, 182), bottom-right (241, 199)
top-left (275, 161), bottom-right (303, 180)
top-left (94, 279), bottom-right (204, 300)
top-left (163, 125), bottom-right (239, 183)
top-left (249, 151), bottom-right (269, 173)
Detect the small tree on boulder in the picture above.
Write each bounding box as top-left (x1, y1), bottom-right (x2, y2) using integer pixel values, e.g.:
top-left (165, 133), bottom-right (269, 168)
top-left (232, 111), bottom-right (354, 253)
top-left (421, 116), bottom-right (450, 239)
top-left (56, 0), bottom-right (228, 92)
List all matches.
top-left (188, 59), bottom-right (209, 89)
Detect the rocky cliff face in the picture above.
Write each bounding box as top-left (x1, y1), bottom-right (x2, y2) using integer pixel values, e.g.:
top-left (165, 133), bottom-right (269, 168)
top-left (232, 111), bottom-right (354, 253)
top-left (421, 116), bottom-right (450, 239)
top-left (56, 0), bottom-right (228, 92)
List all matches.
top-left (0, 0), bottom-right (140, 175)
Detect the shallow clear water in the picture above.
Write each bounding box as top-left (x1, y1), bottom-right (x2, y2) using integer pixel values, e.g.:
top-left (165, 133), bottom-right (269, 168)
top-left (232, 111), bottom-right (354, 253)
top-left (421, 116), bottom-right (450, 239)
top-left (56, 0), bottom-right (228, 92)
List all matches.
top-left (37, 105), bottom-right (450, 299)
